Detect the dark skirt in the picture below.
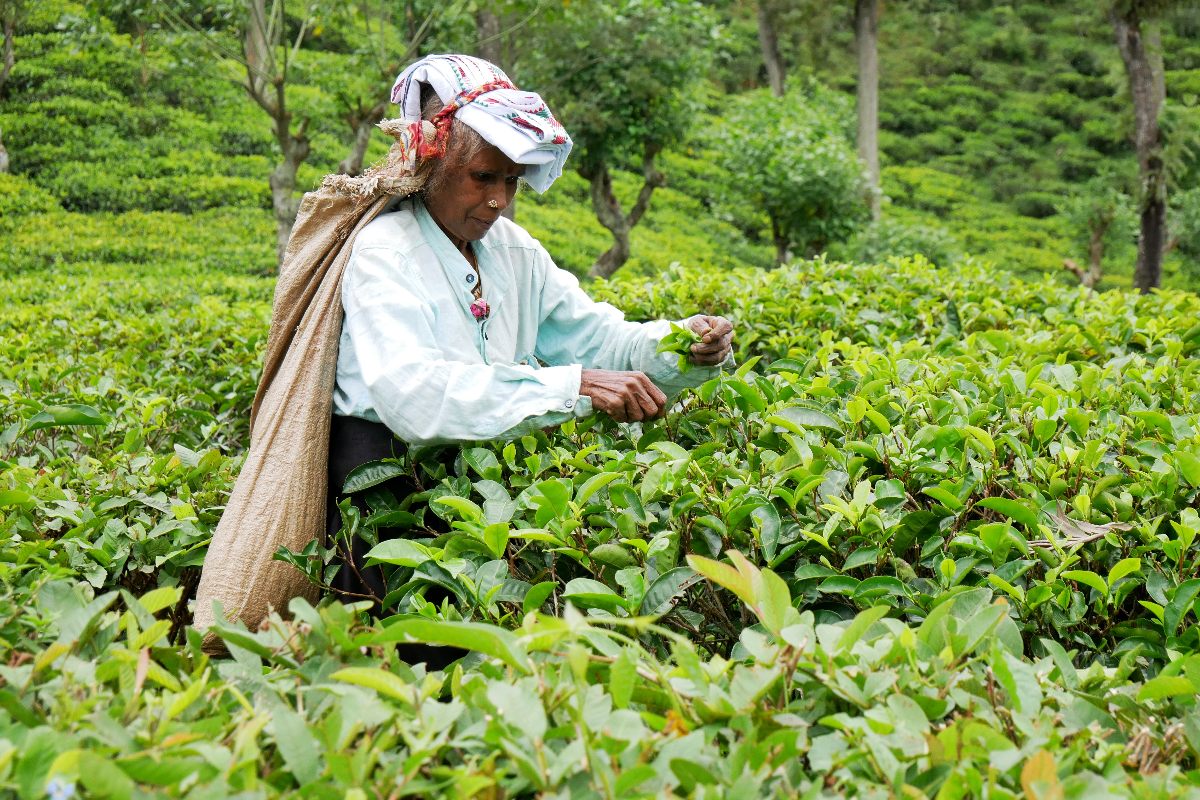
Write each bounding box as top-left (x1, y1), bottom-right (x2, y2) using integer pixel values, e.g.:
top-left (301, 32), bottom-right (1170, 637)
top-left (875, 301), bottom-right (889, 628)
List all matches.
top-left (326, 414), bottom-right (462, 667)
top-left (326, 413), bottom-right (416, 602)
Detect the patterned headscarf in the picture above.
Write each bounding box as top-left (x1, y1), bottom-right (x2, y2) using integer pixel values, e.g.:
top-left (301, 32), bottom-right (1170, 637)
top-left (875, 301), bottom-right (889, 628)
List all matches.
top-left (389, 54), bottom-right (572, 193)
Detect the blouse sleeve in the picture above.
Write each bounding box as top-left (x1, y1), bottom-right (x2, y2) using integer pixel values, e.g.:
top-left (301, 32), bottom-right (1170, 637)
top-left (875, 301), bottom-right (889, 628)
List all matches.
top-left (341, 245), bottom-right (591, 445)
top-left (530, 248), bottom-right (725, 396)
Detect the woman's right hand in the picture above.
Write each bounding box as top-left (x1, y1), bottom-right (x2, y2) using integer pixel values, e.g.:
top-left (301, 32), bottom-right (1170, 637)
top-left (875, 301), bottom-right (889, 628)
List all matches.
top-left (579, 370), bottom-right (667, 422)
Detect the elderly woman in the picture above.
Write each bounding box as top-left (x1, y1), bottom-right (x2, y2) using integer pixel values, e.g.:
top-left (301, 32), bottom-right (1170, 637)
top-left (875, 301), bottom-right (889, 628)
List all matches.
top-left (325, 54), bottom-right (734, 602)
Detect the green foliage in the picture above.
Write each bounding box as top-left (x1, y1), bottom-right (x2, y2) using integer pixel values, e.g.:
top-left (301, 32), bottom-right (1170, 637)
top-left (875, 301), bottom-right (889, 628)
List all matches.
top-left (0, 173), bottom-right (60, 224)
top-left (4, 6), bottom-right (1200, 791)
top-left (1058, 175), bottom-right (1139, 274)
top-left (11, 582), bottom-right (1197, 798)
top-left (42, 168), bottom-right (270, 214)
top-left (826, 214), bottom-right (961, 267)
top-left (522, 0), bottom-right (715, 172)
top-left (1013, 191), bottom-right (1063, 220)
top-left (0, 261), bottom-right (268, 614)
top-left (1170, 187), bottom-right (1200, 283)
top-left (712, 86), bottom-right (869, 261)
top-left (0, 207), bottom-right (275, 273)
top-left (655, 322), bottom-right (702, 373)
top-left (7, 251), bottom-right (1200, 795)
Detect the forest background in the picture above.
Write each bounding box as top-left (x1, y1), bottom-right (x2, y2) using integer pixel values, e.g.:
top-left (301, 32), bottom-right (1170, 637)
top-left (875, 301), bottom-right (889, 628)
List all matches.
top-left (2, 0), bottom-right (1199, 290)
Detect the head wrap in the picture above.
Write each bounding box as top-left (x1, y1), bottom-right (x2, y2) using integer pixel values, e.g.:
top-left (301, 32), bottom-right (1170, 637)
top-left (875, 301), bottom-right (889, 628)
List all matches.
top-left (389, 54), bottom-right (572, 193)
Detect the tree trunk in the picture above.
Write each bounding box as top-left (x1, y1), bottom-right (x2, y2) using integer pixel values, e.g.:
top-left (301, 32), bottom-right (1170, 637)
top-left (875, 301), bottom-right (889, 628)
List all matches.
top-left (270, 131), bottom-right (309, 265)
top-left (242, 0), bottom-right (313, 268)
top-left (585, 163), bottom-right (633, 279)
top-left (0, 130), bottom-right (9, 174)
top-left (756, 1), bottom-right (785, 97)
top-left (585, 147), bottom-right (666, 279)
top-left (474, 8), bottom-right (516, 221)
top-left (338, 101), bottom-right (386, 176)
top-left (1086, 217), bottom-right (1107, 288)
top-left (771, 217), bottom-right (790, 266)
top-left (475, 8), bottom-right (503, 66)
top-left (244, 0), bottom-right (274, 105)
top-left (1, 16), bottom-right (14, 97)
top-left (137, 26), bottom-right (149, 87)
top-left (1063, 258), bottom-right (1103, 289)
top-left (1135, 193), bottom-right (1167, 289)
top-left (855, 0), bottom-right (881, 220)
top-left (591, 234), bottom-right (632, 280)
top-left (1113, 7), bottom-right (1166, 293)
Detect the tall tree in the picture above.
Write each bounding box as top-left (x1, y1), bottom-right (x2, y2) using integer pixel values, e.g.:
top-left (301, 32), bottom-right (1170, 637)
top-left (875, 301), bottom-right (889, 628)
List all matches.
top-left (163, 0), bottom-right (326, 265)
top-left (0, 0), bottom-right (27, 98)
top-left (755, 0), bottom-right (785, 97)
top-left (1111, 0), bottom-right (1170, 292)
top-left (716, 87), bottom-right (868, 265)
top-left (855, 0), bottom-right (880, 220)
top-left (240, 0), bottom-right (313, 265)
top-left (524, 0), bottom-right (713, 278)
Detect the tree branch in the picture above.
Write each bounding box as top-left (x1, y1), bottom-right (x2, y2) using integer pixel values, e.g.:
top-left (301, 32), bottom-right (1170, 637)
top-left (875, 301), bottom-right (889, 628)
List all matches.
top-left (628, 143), bottom-right (665, 229)
top-left (585, 161), bottom-right (625, 235)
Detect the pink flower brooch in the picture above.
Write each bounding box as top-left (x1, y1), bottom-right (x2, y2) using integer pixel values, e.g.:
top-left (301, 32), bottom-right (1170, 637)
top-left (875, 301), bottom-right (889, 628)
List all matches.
top-left (470, 298), bottom-right (491, 320)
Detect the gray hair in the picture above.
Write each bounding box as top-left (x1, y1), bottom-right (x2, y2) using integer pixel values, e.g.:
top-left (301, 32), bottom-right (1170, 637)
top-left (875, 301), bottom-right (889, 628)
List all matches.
top-left (419, 84), bottom-right (488, 198)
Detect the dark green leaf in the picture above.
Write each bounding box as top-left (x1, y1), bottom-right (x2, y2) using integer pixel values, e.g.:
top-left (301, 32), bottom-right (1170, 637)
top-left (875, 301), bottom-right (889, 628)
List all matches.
top-left (343, 460), bottom-right (407, 494)
top-left (26, 404), bottom-right (107, 431)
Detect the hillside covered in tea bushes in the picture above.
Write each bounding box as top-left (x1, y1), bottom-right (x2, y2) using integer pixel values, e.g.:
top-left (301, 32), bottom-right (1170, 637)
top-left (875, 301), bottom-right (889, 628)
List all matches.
top-left (0, 1), bottom-right (1198, 286)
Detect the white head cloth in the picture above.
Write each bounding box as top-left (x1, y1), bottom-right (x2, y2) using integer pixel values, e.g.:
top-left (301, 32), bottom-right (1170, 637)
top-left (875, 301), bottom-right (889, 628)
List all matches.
top-left (390, 54), bottom-right (572, 193)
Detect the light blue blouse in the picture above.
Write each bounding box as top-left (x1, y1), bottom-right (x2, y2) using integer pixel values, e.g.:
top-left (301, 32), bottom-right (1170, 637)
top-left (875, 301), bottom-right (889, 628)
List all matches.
top-left (333, 198), bottom-right (719, 445)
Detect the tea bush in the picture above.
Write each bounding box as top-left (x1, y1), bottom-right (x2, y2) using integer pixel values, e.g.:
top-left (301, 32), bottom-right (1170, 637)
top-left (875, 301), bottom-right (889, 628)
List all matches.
top-left (0, 208), bottom-right (275, 273)
top-left (0, 174), bottom-right (61, 224)
top-left (826, 215), bottom-right (960, 267)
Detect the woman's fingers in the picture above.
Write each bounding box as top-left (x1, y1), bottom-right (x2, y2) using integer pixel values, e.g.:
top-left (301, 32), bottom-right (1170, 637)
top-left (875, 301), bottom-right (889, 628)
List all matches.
top-left (691, 337), bottom-right (730, 355)
top-left (625, 374), bottom-right (664, 420)
top-left (688, 315), bottom-right (734, 365)
top-left (689, 316), bottom-right (713, 338)
top-left (637, 374), bottom-right (667, 418)
top-left (580, 369), bottom-right (667, 422)
top-left (689, 315), bottom-right (731, 342)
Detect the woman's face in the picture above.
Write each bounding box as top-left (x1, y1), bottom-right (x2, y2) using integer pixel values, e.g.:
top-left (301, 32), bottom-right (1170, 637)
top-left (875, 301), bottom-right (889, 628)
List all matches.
top-left (424, 145), bottom-right (525, 247)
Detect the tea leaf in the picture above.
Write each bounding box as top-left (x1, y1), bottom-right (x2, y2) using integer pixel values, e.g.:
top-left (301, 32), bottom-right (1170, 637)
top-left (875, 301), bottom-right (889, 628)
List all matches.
top-left (26, 404), bottom-right (107, 431)
top-left (343, 460), bottom-right (407, 494)
top-left (977, 497), bottom-right (1040, 530)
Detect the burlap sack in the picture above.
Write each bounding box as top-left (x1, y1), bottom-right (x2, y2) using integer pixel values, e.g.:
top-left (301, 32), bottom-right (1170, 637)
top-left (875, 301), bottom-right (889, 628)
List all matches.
top-left (193, 135), bottom-right (426, 644)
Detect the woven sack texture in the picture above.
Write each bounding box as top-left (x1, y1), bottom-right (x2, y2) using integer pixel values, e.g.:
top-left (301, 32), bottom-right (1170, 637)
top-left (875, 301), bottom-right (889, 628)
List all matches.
top-left (194, 147), bottom-right (425, 644)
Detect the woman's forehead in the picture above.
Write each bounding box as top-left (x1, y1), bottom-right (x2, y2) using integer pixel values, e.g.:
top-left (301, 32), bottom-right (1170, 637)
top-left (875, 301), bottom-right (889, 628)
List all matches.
top-left (466, 145), bottom-right (527, 175)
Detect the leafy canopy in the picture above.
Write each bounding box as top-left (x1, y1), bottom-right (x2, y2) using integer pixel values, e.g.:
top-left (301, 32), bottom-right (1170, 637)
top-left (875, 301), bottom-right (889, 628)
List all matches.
top-left (713, 85), bottom-right (870, 259)
top-left (522, 0), bottom-right (716, 170)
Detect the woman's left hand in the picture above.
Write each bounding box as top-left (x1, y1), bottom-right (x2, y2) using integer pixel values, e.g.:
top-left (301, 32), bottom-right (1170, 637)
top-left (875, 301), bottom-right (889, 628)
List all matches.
top-left (687, 315), bottom-right (734, 366)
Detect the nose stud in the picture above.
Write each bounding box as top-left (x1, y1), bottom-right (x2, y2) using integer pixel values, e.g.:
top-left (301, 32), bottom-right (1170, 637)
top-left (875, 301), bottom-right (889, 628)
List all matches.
top-left (487, 200), bottom-right (499, 209)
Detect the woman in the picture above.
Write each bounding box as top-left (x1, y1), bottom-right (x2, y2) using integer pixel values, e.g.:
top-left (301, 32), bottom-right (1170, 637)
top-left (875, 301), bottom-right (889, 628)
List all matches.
top-left (326, 54), bottom-right (735, 602)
